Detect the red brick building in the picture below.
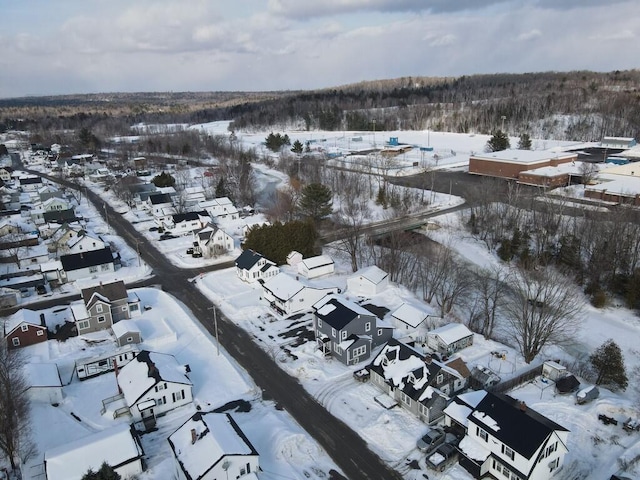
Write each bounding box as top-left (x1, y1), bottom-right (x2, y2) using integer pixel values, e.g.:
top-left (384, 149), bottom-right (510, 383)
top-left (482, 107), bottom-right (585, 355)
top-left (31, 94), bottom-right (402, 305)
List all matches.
top-left (4, 309), bottom-right (48, 349)
top-left (469, 149), bottom-right (578, 180)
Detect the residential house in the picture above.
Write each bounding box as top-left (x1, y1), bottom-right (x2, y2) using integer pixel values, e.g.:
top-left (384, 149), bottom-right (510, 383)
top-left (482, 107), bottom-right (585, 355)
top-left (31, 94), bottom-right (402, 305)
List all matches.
top-left (346, 265), bottom-right (389, 297)
top-left (59, 247), bottom-right (116, 283)
top-left (147, 193), bottom-right (174, 214)
top-left (43, 208), bottom-right (78, 224)
top-left (115, 350), bottom-right (193, 428)
top-left (18, 175), bottom-right (43, 192)
top-left (30, 196), bottom-right (72, 224)
top-left (368, 338), bottom-right (468, 424)
top-left (153, 206), bottom-right (177, 229)
top-left (25, 363), bottom-right (63, 405)
top-left (73, 280), bottom-right (141, 334)
top-left (44, 424), bottom-right (144, 480)
top-left (391, 303), bottom-right (430, 330)
top-left (261, 273), bottom-right (339, 317)
top-left (67, 232), bottom-right (105, 254)
top-left (444, 390), bottom-right (569, 480)
top-left (235, 249), bottom-right (279, 283)
top-left (313, 294), bottom-right (393, 365)
top-left (426, 323), bottom-right (474, 356)
top-left (40, 260), bottom-right (64, 285)
top-left (168, 412), bottom-right (259, 480)
top-left (168, 211), bottom-right (209, 234)
top-left (112, 319), bottom-right (142, 347)
top-left (194, 223), bottom-right (234, 257)
top-left (18, 243), bottom-right (51, 269)
top-left (297, 255), bottom-right (335, 279)
top-left (0, 166), bottom-right (13, 182)
top-left (3, 309), bottom-right (48, 349)
top-left (199, 196), bottom-right (239, 220)
top-left (0, 287), bottom-right (19, 308)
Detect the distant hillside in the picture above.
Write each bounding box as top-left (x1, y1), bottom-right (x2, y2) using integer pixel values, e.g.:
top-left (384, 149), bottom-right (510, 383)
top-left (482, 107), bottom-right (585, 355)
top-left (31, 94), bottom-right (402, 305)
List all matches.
top-left (1, 70), bottom-right (639, 142)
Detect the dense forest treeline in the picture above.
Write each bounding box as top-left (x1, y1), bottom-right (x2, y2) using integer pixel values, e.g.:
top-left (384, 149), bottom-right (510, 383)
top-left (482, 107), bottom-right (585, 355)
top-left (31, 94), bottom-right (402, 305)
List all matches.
top-left (1, 70), bottom-right (639, 142)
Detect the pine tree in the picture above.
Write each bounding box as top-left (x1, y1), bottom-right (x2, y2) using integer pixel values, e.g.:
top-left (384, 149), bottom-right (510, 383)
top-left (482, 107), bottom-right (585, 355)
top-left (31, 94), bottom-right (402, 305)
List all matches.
top-left (298, 183), bottom-right (333, 222)
top-left (518, 133), bottom-right (532, 150)
top-left (486, 130), bottom-right (511, 152)
top-left (81, 462), bottom-right (121, 480)
top-left (291, 140), bottom-right (304, 154)
top-left (151, 171), bottom-right (175, 188)
top-left (590, 339), bottom-right (628, 390)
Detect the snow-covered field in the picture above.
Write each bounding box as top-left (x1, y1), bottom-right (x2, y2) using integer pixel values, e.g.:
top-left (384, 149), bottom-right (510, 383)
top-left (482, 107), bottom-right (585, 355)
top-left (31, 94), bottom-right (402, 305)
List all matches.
top-left (20, 288), bottom-right (342, 480)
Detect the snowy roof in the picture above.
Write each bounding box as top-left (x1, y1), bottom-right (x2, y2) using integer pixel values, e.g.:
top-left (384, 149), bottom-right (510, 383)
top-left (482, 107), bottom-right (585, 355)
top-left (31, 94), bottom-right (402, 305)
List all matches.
top-left (69, 300), bottom-right (89, 321)
top-left (169, 412), bottom-right (258, 479)
top-left (391, 303), bottom-right (429, 328)
top-left (117, 350), bottom-right (191, 405)
top-left (351, 265), bottom-right (388, 284)
top-left (4, 308), bottom-right (44, 333)
top-left (313, 295), bottom-right (375, 329)
top-left (471, 149), bottom-right (577, 165)
top-left (112, 319), bottom-right (141, 338)
top-left (40, 260), bottom-right (63, 272)
top-left (262, 273), bottom-right (304, 301)
top-left (81, 280), bottom-right (128, 306)
top-left (44, 424), bottom-right (142, 480)
top-left (586, 175), bottom-right (640, 196)
top-left (300, 255), bottom-right (334, 270)
top-left (26, 363), bottom-right (62, 388)
top-left (458, 435), bottom-right (491, 462)
top-left (428, 323), bottom-right (473, 345)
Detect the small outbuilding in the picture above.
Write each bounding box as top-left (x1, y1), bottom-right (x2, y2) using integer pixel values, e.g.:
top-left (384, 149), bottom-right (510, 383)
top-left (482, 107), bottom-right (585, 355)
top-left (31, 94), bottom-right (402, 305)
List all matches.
top-left (555, 374), bottom-right (580, 395)
top-left (426, 323), bottom-right (474, 356)
top-left (112, 319), bottom-right (142, 347)
top-left (346, 265), bottom-right (389, 297)
top-left (542, 360), bottom-right (567, 381)
top-left (297, 255), bottom-right (335, 279)
top-left (25, 363), bottom-right (63, 405)
top-left (390, 303), bottom-right (429, 330)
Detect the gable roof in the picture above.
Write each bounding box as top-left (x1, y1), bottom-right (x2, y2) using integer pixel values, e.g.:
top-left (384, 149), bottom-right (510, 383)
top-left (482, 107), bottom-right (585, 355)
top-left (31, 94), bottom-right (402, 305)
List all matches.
top-left (4, 309), bottom-right (45, 335)
top-left (168, 412), bottom-right (258, 479)
top-left (369, 338), bottom-right (448, 405)
top-left (149, 193), bottom-right (172, 205)
top-left (314, 295), bottom-right (374, 330)
top-left (429, 323), bottom-right (473, 344)
top-left (262, 273), bottom-right (305, 301)
top-left (235, 249), bottom-right (266, 270)
top-left (300, 255), bottom-right (334, 270)
top-left (81, 280), bottom-right (128, 307)
top-left (117, 350), bottom-right (191, 406)
top-left (26, 363), bottom-right (62, 388)
top-left (351, 265), bottom-right (388, 284)
top-left (391, 303), bottom-right (429, 328)
top-left (112, 319), bottom-right (141, 338)
top-left (44, 424), bottom-right (143, 480)
top-left (172, 210), bottom-right (208, 224)
top-left (19, 176), bottom-right (43, 185)
top-left (468, 391), bottom-right (568, 460)
top-left (60, 247), bottom-right (114, 272)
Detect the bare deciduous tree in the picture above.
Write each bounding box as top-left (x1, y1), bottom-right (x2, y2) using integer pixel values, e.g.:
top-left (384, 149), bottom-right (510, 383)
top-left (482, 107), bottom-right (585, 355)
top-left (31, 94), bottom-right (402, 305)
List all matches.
top-left (502, 267), bottom-right (583, 363)
top-left (469, 265), bottom-right (510, 339)
top-left (331, 193), bottom-right (370, 272)
top-left (0, 341), bottom-right (34, 471)
top-left (579, 161), bottom-right (599, 187)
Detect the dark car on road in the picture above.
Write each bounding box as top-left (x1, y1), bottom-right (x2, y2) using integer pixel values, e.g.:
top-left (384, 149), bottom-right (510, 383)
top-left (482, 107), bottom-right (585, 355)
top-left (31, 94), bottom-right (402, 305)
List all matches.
top-left (36, 285), bottom-right (47, 295)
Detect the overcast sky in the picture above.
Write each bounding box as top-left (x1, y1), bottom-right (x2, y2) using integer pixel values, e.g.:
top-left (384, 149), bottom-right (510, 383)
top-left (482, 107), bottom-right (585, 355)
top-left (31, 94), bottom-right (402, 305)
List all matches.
top-left (0, 0), bottom-right (637, 98)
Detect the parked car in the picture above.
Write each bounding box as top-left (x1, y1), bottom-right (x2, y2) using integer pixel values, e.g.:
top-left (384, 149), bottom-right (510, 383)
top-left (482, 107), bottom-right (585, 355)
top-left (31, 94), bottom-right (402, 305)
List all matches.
top-left (426, 443), bottom-right (458, 472)
top-left (417, 427), bottom-right (445, 453)
top-left (186, 247), bottom-right (194, 255)
top-left (19, 287), bottom-right (31, 298)
top-left (36, 285), bottom-right (47, 295)
top-left (192, 251), bottom-right (203, 258)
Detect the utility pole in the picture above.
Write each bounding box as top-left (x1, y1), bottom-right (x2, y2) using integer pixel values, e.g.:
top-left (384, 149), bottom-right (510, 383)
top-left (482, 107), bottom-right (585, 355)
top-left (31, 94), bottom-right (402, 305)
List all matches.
top-left (372, 119), bottom-right (376, 147)
top-left (104, 202), bottom-right (109, 231)
top-left (501, 116), bottom-right (506, 132)
top-left (136, 239), bottom-right (141, 267)
top-left (208, 305), bottom-right (219, 355)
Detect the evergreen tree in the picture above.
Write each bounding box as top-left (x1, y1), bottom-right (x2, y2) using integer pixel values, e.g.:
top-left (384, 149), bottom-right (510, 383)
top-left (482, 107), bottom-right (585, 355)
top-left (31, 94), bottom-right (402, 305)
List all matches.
top-left (298, 183), bottom-right (333, 222)
top-left (291, 140), bottom-right (304, 154)
top-left (590, 339), bottom-right (628, 390)
top-left (81, 462), bottom-right (121, 480)
top-left (215, 177), bottom-right (231, 198)
top-left (243, 221), bottom-right (317, 264)
top-left (486, 130), bottom-right (511, 152)
top-left (151, 171), bottom-right (175, 188)
top-left (518, 133), bottom-right (532, 150)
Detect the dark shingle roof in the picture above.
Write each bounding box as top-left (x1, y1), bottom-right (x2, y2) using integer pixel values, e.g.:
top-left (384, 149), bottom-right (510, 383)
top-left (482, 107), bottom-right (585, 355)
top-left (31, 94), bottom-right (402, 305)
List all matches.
top-left (315, 297), bottom-right (362, 330)
top-left (172, 211), bottom-right (207, 224)
top-left (149, 193), bottom-right (172, 205)
top-left (468, 392), bottom-right (568, 460)
top-left (60, 247), bottom-right (114, 272)
top-left (81, 280), bottom-right (128, 306)
top-left (43, 209), bottom-right (77, 223)
top-left (235, 249), bottom-right (263, 270)
top-left (19, 176), bottom-right (42, 185)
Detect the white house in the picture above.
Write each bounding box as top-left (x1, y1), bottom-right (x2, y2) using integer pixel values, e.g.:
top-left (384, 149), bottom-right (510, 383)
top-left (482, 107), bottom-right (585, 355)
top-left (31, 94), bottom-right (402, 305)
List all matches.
top-left (346, 265), bottom-right (389, 297)
top-left (235, 249), bottom-right (279, 283)
top-left (297, 255), bottom-right (335, 279)
top-left (261, 273), bottom-right (339, 317)
top-left (168, 211), bottom-right (210, 235)
top-left (286, 251), bottom-right (303, 266)
top-left (426, 323), bottom-right (474, 356)
top-left (444, 390), bottom-right (569, 480)
top-left (116, 350), bottom-right (193, 428)
top-left (44, 424), bottom-right (145, 480)
top-left (391, 303), bottom-right (430, 330)
top-left (25, 363), bottom-right (63, 405)
top-left (194, 223), bottom-right (234, 257)
top-left (66, 233), bottom-right (106, 254)
top-left (199, 196), bottom-right (239, 220)
top-left (59, 247), bottom-right (116, 283)
top-left (168, 412), bottom-right (260, 480)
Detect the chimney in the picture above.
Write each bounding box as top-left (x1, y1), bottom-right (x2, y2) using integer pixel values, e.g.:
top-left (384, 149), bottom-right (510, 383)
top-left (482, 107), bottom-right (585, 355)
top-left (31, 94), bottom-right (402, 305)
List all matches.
top-left (148, 362), bottom-right (158, 378)
top-left (519, 401), bottom-right (527, 412)
top-left (425, 354), bottom-right (432, 364)
top-left (191, 429), bottom-right (197, 445)
top-left (40, 313), bottom-right (46, 327)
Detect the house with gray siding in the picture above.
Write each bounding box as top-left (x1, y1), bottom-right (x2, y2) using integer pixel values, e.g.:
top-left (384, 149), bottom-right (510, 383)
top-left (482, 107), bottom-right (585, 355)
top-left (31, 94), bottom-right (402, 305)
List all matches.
top-left (368, 338), bottom-right (469, 424)
top-left (72, 280), bottom-right (141, 334)
top-left (312, 295), bottom-right (393, 365)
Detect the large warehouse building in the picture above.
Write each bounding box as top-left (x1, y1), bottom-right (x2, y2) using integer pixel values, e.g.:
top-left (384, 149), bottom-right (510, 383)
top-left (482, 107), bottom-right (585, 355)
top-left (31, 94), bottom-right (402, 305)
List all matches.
top-left (468, 149), bottom-right (579, 182)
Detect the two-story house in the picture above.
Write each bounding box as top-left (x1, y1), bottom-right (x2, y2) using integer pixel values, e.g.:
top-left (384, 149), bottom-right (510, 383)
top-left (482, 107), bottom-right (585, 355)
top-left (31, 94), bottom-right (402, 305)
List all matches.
top-left (168, 211), bottom-right (209, 235)
top-left (168, 412), bottom-right (259, 480)
top-left (71, 280), bottom-right (141, 334)
top-left (368, 338), bottom-right (469, 424)
top-left (66, 233), bottom-right (106, 254)
top-left (426, 323), bottom-right (474, 356)
top-left (235, 249), bottom-right (279, 283)
top-left (312, 294), bottom-right (393, 365)
top-left (193, 223), bottom-right (234, 257)
top-left (444, 390), bottom-right (569, 480)
top-left (59, 247), bottom-right (116, 283)
top-left (3, 309), bottom-right (48, 349)
top-left (261, 273), bottom-right (339, 317)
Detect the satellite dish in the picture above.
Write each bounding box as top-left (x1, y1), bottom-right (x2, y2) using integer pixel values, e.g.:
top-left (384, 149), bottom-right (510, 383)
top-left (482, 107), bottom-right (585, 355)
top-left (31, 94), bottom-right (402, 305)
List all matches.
top-left (222, 460), bottom-right (231, 471)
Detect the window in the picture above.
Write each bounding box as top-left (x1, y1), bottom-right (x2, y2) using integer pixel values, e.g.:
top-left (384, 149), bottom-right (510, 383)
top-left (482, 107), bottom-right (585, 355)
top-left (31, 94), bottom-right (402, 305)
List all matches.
top-left (503, 445), bottom-right (515, 461)
top-left (377, 328), bottom-right (383, 336)
top-left (400, 392), bottom-right (412, 406)
top-left (78, 320), bottom-right (90, 330)
top-left (89, 266), bottom-right (98, 273)
top-left (365, 322), bottom-right (371, 332)
top-left (549, 458), bottom-right (559, 472)
top-left (333, 343), bottom-right (342, 355)
top-left (101, 264), bottom-right (110, 271)
top-left (318, 319), bottom-right (322, 328)
top-left (130, 304), bottom-right (139, 312)
top-left (352, 345), bottom-right (366, 357)
top-left (21, 324), bottom-right (28, 332)
top-left (97, 316), bottom-right (106, 323)
top-left (12, 338), bottom-right (20, 347)
top-left (331, 328), bottom-right (336, 338)
top-left (172, 390), bottom-right (186, 402)
top-left (37, 330), bottom-right (44, 336)
top-left (96, 304), bottom-right (103, 313)
top-left (122, 306), bottom-right (127, 311)
top-left (126, 336), bottom-right (133, 343)
top-left (477, 427), bottom-right (488, 442)
top-left (436, 373), bottom-right (444, 384)
top-left (341, 330), bottom-right (347, 340)
top-left (157, 396), bottom-right (166, 406)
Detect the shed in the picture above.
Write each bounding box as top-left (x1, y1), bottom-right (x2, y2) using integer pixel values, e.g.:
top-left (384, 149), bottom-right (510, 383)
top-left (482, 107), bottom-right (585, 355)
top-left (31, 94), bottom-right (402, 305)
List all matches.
top-left (297, 255), bottom-right (335, 279)
top-left (286, 251), bottom-right (303, 266)
top-left (25, 363), bottom-right (63, 405)
top-left (426, 323), bottom-right (474, 356)
top-left (346, 265), bottom-right (389, 297)
top-left (542, 360), bottom-right (567, 381)
top-left (112, 319), bottom-right (142, 347)
top-left (555, 374), bottom-right (580, 394)
top-left (391, 303), bottom-right (429, 329)
top-left (576, 385), bottom-right (600, 405)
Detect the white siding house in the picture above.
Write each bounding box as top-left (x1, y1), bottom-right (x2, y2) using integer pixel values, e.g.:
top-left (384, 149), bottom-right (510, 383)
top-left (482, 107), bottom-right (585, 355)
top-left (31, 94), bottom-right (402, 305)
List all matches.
top-left (346, 265), bottom-right (389, 297)
top-left (261, 273), bottom-right (339, 317)
top-left (297, 255), bottom-right (335, 279)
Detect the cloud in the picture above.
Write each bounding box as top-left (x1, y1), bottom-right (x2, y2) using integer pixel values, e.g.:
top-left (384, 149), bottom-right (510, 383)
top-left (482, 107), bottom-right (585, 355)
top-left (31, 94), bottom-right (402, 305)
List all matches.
top-left (517, 29), bottom-right (542, 41)
top-left (589, 30), bottom-right (635, 41)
